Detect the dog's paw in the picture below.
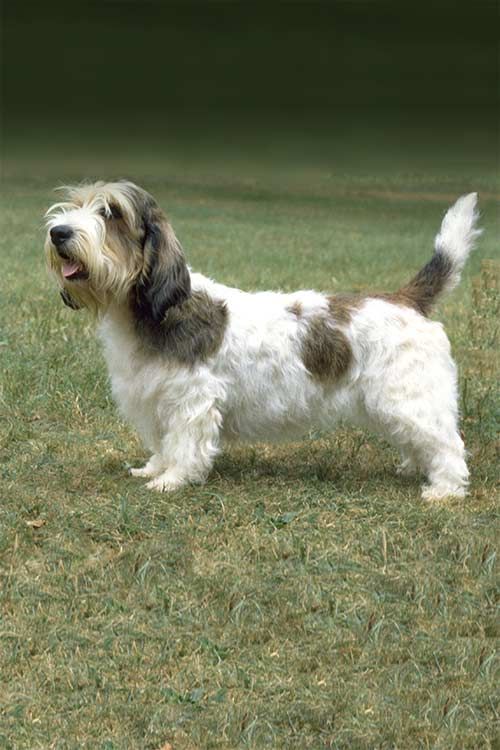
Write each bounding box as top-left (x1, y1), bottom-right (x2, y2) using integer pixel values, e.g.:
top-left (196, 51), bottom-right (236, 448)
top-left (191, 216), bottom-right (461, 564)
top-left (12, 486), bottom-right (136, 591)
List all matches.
top-left (146, 472), bottom-right (186, 493)
top-left (421, 483), bottom-right (467, 501)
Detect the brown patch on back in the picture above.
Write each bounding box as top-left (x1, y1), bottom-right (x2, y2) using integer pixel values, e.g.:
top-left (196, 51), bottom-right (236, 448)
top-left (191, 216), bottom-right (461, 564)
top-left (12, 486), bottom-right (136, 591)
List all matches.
top-left (327, 293), bottom-right (362, 324)
top-left (297, 294), bottom-right (359, 383)
top-left (301, 316), bottom-right (353, 383)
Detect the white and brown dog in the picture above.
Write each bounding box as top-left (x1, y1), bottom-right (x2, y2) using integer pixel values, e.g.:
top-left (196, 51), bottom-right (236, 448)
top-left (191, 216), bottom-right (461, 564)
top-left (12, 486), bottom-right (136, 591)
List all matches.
top-left (45, 181), bottom-right (481, 499)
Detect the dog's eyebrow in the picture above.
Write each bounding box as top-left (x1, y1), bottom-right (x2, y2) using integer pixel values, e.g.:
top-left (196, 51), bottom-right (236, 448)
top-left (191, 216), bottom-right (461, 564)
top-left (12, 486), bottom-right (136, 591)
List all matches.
top-left (45, 201), bottom-right (74, 217)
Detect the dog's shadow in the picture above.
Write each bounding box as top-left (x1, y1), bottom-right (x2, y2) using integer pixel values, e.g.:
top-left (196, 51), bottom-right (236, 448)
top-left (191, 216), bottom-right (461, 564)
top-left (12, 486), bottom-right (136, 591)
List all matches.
top-left (111, 432), bottom-right (420, 497)
top-left (210, 436), bottom-right (419, 495)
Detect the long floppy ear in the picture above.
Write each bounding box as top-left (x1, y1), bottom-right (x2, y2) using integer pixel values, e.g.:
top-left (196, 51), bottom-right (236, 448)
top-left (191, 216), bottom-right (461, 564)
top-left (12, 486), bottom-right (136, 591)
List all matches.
top-left (134, 211), bottom-right (191, 325)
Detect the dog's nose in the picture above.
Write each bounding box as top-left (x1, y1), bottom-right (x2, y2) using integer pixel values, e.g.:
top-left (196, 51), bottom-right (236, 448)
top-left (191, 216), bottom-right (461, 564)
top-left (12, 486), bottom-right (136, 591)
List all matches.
top-left (50, 225), bottom-right (73, 247)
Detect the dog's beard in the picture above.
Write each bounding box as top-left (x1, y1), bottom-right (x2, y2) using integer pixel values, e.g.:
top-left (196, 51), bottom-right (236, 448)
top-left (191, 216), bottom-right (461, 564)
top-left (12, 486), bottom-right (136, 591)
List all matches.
top-left (45, 227), bottom-right (141, 314)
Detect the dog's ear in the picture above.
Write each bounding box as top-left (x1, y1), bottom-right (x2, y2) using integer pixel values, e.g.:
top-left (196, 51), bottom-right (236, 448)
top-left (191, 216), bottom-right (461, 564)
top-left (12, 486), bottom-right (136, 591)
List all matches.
top-left (134, 212), bottom-right (191, 325)
top-left (60, 289), bottom-right (82, 310)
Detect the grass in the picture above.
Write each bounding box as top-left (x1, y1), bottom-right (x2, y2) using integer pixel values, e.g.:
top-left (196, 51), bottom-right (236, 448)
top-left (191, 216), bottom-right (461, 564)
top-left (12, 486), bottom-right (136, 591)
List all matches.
top-left (0, 138), bottom-right (499, 749)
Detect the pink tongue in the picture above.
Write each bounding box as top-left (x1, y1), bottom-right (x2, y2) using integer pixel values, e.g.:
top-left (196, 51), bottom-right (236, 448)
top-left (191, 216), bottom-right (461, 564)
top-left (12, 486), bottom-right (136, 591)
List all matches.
top-left (62, 261), bottom-right (82, 278)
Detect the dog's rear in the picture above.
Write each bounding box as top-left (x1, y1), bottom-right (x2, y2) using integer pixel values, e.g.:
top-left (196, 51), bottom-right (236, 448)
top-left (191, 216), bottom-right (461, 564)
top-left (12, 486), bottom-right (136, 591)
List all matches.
top-left (350, 193), bottom-right (482, 500)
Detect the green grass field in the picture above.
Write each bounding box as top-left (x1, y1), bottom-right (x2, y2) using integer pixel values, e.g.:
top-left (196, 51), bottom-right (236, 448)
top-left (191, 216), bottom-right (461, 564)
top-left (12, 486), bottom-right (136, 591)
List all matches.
top-left (1, 134), bottom-right (499, 749)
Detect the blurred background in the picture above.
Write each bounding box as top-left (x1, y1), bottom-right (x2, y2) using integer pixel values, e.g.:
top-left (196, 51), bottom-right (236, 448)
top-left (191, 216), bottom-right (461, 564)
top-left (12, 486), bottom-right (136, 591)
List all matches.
top-left (2, 0), bottom-right (498, 187)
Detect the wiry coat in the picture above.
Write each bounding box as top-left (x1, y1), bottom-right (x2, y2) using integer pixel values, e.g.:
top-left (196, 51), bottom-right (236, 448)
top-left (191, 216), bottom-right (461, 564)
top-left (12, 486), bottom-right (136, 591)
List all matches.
top-left (45, 183), bottom-right (481, 499)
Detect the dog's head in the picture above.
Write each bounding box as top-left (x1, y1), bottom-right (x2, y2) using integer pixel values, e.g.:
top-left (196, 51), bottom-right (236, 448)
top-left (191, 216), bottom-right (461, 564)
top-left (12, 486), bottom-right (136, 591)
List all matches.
top-left (45, 180), bottom-right (191, 320)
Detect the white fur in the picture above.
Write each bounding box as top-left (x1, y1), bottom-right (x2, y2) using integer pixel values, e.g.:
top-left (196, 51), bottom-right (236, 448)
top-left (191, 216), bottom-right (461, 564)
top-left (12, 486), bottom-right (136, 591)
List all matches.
top-left (48, 190), bottom-right (480, 500)
top-left (434, 192), bottom-right (482, 292)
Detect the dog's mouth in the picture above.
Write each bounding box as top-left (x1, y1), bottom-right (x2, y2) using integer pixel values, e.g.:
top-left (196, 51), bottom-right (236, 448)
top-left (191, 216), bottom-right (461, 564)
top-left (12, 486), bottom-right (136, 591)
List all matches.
top-left (61, 260), bottom-right (88, 281)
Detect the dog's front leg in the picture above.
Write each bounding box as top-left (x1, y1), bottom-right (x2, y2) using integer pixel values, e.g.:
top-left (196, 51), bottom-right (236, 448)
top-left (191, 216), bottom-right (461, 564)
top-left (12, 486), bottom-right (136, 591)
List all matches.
top-left (145, 403), bottom-right (222, 493)
top-left (130, 454), bottom-right (166, 478)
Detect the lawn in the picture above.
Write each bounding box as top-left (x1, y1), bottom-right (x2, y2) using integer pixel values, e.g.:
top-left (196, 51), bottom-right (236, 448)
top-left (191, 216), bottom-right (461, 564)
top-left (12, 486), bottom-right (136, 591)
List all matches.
top-left (0, 132), bottom-right (498, 749)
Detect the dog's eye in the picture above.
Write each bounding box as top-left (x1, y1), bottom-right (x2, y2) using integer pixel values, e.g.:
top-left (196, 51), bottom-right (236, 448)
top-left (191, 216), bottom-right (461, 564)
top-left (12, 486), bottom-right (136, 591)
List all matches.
top-left (109, 204), bottom-right (122, 220)
top-left (98, 205), bottom-right (123, 220)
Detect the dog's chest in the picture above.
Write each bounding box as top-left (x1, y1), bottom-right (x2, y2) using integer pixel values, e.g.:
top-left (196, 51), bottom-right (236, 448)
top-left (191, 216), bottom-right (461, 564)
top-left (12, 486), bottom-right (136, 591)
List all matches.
top-left (98, 310), bottom-right (176, 447)
top-left (100, 314), bottom-right (147, 394)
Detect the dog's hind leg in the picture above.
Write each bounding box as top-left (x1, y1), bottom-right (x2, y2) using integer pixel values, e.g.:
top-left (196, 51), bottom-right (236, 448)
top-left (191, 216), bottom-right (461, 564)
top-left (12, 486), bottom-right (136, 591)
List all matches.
top-left (419, 432), bottom-right (469, 500)
top-left (391, 410), bottom-right (468, 499)
top-left (372, 403), bottom-right (468, 500)
top-left (360, 327), bottom-right (468, 500)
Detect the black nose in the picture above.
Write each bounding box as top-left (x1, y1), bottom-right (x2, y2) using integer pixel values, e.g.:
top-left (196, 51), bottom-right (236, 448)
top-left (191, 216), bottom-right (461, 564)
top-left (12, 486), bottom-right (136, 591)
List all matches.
top-left (50, 225), bottom-right (73, 247)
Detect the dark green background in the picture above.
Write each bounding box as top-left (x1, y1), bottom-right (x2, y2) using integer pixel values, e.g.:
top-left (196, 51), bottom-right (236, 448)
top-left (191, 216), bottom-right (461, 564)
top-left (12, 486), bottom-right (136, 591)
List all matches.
top-left (2, 1), bottom-right (498, 177)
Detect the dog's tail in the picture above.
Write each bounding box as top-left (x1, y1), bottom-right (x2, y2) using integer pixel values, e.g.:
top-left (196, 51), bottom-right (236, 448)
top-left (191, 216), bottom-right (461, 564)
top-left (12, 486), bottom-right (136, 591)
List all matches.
top-left (396, 192), bottom-right (482, 316)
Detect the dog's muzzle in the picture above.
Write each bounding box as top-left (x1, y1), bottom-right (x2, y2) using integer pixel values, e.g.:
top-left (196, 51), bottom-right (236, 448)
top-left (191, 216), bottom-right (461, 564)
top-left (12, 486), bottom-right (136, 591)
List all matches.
top-left (50, 225), bottom-right (88, 280)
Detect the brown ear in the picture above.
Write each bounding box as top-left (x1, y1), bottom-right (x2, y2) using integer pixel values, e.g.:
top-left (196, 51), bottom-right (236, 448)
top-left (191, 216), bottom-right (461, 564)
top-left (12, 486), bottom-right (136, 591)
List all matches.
top-left (134, 215), bottom-right (191, 325)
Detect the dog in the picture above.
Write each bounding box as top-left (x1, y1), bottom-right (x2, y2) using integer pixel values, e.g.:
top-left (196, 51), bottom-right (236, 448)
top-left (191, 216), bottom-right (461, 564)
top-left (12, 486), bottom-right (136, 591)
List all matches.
top-left (45, 181), bottom-right (481, 499)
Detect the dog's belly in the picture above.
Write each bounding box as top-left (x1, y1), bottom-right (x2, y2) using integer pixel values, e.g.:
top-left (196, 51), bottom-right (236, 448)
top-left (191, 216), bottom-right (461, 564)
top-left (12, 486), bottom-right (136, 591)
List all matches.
top-left (222, 412), bottom-right (317, 443)
top-left (220, 372), bottom-right (353, 443)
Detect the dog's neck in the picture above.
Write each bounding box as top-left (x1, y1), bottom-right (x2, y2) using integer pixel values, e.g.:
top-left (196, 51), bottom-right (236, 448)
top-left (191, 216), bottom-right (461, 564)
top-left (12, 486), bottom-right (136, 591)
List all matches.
top-left (99, 300), bottom-right (138, 345)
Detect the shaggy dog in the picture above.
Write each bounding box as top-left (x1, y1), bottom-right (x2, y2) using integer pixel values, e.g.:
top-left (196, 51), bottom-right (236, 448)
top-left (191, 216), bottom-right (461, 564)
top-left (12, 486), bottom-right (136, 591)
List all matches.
top-left (45, 181), bottom-right (481, 499)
